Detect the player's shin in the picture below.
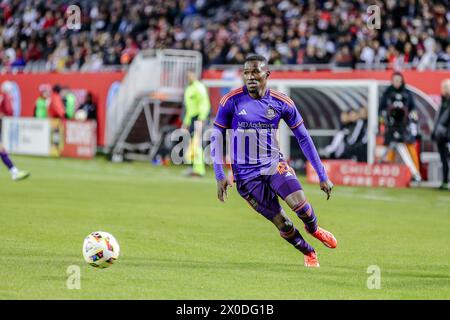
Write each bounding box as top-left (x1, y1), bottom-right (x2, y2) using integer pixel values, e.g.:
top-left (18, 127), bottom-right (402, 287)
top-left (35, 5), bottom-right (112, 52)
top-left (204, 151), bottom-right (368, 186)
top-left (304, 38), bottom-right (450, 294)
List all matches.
top-left (279, 225), bottom-right (314, 255)
top-left (0, 150), bottom-right (14, 171)
top-left (293, 200), bottom-right (318, 234)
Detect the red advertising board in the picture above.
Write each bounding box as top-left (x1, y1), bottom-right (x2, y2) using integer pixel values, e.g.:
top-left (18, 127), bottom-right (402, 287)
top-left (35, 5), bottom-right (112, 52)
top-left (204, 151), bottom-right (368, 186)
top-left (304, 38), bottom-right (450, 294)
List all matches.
top-left (306, 160), bottom-right (412, 188)
top-left (61, 120), bottom-right (97, 159)
top-left (0, 72), bottom-right (124, 146)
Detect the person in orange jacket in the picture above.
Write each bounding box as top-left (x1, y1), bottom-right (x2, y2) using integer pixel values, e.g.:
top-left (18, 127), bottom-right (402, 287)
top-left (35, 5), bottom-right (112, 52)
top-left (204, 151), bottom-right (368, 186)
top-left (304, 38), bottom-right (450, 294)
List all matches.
top-left (48, 85), bottom-right (65, 118)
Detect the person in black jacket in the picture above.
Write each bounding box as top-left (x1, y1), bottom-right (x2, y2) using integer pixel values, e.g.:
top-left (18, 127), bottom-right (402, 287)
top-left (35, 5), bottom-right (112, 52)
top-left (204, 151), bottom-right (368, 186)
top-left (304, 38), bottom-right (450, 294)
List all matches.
top-left (432, 79), bottom-right (450, 190)
top-left (379, 72), bottom-right (421, 181)
top-left (76, 93), bottom-right (97, 121)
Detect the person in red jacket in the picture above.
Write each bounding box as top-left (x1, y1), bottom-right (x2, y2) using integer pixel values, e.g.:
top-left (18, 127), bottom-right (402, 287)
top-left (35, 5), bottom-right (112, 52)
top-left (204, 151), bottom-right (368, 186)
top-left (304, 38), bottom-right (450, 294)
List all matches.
top-left (48, 85), bottom-right (65, 118)
top-left (0, 81), bottom-right (30, 181)
top-left (0, 89), bottom-right (13, 117)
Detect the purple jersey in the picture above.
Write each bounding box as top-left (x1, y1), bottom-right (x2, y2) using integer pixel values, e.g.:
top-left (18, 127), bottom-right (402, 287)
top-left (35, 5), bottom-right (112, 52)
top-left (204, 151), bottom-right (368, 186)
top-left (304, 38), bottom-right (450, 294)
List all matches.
top-left (212, 86), bottom-right (327, 182)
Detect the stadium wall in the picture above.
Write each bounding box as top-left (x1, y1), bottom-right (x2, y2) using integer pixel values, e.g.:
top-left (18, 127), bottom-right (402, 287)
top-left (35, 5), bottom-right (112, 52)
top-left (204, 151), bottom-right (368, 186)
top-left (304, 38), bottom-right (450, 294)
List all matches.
top-left (0, 72), bottom-right (124, 146)
top-left (203, 70), bottom-right (449, 114)
top-left (0, 70), bottom-right (448, 147)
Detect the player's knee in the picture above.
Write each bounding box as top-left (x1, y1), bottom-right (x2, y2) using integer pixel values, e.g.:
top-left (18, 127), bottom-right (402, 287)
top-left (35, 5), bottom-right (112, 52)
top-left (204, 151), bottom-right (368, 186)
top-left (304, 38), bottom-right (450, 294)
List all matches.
top-left (280, 219), bottom-right (294, 233)
top-left (285, 190), bottom-right (306, 208)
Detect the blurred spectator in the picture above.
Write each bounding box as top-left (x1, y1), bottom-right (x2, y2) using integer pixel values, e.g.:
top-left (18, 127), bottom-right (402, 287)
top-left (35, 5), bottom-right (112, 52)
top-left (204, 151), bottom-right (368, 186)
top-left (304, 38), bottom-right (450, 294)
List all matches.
top-left (63, 88), bottom-right (76, 119)
top-left (34, 84), bottom-right (51, 118)
top-left (437, 44), bottom-right (450, 69)
top-left (342, 107), bottom-right (368, 162)
top-left (320, 110), bottom-right (352, 159)
top-left (417, 36), bottom-right (438, 71)
top-left (76, 93), bottom-right (97, 121)
top-left (334, 46), bottom-right (354, 68)
top-left (0, 0), bottom-right (448, 71)
top-left (0, 82), bottom-right (13, 117)
top-left (431, 79), bottom-right (450, 190)
top-left (320, 107), bottom-right (368, 162)
top-left (48, 85), bottom-right (65, 118)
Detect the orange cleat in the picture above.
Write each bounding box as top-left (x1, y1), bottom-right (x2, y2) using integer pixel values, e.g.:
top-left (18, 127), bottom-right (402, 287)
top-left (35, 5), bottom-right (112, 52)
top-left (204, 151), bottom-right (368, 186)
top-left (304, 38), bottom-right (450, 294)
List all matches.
top-left (308, 226), bottom-right (337, 249)
top-left (304, 251), bottom-right (320, 268)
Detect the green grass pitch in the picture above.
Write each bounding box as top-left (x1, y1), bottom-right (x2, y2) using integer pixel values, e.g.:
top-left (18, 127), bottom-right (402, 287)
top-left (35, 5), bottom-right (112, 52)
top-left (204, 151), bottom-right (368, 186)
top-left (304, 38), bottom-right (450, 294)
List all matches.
top-left (0, 156), bottom-right (449, 299)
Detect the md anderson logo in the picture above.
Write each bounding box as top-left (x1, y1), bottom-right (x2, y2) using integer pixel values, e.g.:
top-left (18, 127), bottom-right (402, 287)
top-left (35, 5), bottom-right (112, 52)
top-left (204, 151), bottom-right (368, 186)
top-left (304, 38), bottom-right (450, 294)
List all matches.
top-left (237, 122), bottom-right (276, 129)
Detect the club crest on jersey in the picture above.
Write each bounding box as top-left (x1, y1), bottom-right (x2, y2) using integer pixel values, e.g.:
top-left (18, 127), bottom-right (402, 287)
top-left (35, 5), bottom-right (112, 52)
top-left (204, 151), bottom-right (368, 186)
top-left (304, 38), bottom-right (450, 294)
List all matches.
top-left (265, 106), bottom-right (276, 120)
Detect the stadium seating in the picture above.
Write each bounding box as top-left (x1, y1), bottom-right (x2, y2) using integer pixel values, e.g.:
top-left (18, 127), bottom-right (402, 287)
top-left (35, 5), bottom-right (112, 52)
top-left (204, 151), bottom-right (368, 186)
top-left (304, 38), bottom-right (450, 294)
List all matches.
top-left (0, 0), bottom-right (449, 71)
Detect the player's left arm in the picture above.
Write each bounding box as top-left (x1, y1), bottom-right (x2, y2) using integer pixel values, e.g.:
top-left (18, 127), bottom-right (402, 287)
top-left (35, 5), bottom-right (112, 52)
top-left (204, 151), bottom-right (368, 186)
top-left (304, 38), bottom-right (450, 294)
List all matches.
top-left (282, 100), bottom-right (333, 199)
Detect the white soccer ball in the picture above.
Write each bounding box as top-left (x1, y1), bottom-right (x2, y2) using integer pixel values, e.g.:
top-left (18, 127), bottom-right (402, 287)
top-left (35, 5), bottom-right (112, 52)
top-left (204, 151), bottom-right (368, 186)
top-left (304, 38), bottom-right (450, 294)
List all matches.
top-left (82, 231), bottom-right (120, 268)
top-left (74, 109), bottom-right (88, 121)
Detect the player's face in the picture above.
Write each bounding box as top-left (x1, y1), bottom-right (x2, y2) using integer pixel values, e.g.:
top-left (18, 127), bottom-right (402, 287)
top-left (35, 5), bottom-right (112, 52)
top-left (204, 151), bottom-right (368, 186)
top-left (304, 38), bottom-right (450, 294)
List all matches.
top-left (186, 71), bottom-right (196, 84)
top-left (243, 61), bottom-right (269, 95)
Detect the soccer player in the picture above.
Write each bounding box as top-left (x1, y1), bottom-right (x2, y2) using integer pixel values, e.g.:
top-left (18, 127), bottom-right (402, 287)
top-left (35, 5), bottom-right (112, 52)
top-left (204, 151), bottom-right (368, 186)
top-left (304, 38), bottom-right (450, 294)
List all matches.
top-left (0, 82), bottom-right (30, 181)
top-left (211, 55), bottom-right (336, 267)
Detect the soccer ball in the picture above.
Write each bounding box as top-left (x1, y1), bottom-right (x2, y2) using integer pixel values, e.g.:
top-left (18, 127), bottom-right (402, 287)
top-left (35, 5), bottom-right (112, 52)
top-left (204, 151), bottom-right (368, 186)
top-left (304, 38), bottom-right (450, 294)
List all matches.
top-left (74, 109), bottom-right (88, 121)
top-left (82, 231), bottom-right (120, 268)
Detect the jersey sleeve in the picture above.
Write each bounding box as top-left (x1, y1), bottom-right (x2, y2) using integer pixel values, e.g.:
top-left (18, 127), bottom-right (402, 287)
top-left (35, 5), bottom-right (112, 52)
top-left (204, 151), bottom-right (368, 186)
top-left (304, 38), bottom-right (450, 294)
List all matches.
top-left (281, 101), bottom-right (304, 129)
top-left (213, 97), bottom-right (234, 129)
top-left (211, 96), bottom-right (234, 181)
top-left (292, 124), bottom-right (329, 183)
top-left (281, 100), bottom-right (328, 182)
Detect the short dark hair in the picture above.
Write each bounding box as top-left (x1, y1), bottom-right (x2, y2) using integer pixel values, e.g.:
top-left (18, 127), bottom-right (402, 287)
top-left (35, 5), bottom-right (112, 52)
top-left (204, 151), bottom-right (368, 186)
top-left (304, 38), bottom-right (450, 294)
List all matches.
top-left (245, 54), bottom-right (268, 65)
top-left (392, 71), bottom-right (404, 80)
top-left (53, 84), bottom-right (61, 93)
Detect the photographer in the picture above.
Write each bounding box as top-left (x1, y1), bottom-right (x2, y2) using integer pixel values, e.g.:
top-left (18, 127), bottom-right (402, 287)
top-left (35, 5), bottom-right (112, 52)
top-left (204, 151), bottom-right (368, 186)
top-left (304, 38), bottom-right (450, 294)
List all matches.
top-left (432, 79), bottom-right (450, 190)
top-left (379, 72), bottom-right (421, 181)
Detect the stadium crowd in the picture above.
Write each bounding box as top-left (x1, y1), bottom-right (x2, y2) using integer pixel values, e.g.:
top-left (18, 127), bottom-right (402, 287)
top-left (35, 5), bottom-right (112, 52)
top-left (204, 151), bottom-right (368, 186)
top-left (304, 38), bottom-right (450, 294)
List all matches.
top-left (0, 0), bottom-right (449, 71)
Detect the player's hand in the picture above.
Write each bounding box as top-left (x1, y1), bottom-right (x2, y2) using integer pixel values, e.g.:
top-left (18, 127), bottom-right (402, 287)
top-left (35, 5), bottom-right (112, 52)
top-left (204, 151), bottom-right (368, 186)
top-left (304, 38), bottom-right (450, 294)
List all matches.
top-left (217, 178), bottom-right (232, 202)
top-left (320, 179), bottom-right (333, 200)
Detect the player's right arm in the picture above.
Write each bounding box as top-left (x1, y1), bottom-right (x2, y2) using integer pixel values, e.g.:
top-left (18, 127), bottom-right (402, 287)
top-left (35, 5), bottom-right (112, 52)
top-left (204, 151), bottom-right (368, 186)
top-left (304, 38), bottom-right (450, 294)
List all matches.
top-left (211, 97), bottom-right (234, 202)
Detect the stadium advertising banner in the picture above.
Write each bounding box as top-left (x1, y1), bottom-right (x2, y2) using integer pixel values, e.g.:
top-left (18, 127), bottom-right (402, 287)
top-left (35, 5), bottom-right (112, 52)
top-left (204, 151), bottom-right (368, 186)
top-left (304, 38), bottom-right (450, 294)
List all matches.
top-left (61, 121), bottom-right (97, 159)
top-left (2, 117), bottom-right (51, 156)
top-left (306, 160), bottom-right (412, 188)
top-left (1, 117), bottom-right (96, 159)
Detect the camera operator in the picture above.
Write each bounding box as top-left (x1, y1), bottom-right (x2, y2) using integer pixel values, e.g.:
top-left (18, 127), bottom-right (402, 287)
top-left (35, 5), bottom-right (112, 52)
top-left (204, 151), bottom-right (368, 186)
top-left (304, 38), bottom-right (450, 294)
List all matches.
top-left (379, 72), bottom-right (421, 182)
